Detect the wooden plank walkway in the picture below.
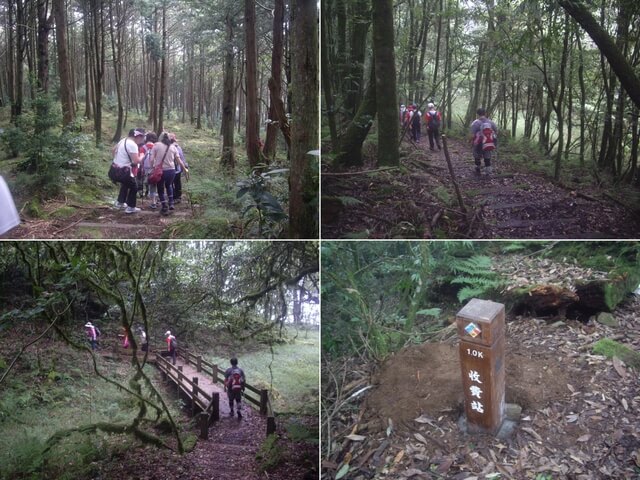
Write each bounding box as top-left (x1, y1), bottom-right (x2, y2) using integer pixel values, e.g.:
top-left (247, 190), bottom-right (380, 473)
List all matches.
top-left (155, 349), bottom-right (276, 438)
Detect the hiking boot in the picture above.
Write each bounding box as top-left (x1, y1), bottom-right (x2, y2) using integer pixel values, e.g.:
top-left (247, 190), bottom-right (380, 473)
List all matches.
top-left (160, 208), bottom-right (169, 216)
top-left (237, 410), bottom-right (242, 419)
top-left (150, 203), bottom-right (157, 209)
top-left (114, 201), bottom-right (127, 209)
top-left (475, 166), bottom-right (482, 175)
top-left (485, 166), bottom-right (493, 176)
top-left (229, 410), bottom-right (234, 417)
top-left (125, 207), bottom-right (141, 214)
top-left (169, 204), bottom-right (175, 211)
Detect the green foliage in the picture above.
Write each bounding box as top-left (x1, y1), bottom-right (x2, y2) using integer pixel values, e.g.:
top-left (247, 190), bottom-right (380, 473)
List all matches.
top-left (236, 166), bottom-right (289, 238)
top-left (256, 434), bottom-right (284, 472)
top-left (285, 419), bottom-right (319, 443)
top-left (593, 339), bottom-right (640, 370)
top-left (0, 125), bottom-right (27, 158)
top-left (449, 255), bottom-right (506, 303)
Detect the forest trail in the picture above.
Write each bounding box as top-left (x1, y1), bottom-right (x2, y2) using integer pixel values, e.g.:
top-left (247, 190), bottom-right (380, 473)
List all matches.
top-left (321, 137), bottom-right (640, 239)
top-left (2, 195), bottom-right (195, 239)
top-left (96, 351), bottom-right (278, 480)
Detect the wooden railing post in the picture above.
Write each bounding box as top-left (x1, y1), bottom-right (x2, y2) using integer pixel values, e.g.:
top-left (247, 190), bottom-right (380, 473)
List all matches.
top-left (212, 364), bottom-right (218, 383)
top-left (199, 413), bottom-right (209, 439)
top-left (192, 377), bottom-right (199, 415)
top-left (197, 355), bottom-right (202, 373)
top-left (211, 392), bottom-right (220, 422)
top-left (260, 389), bottom-right (269, 415)
top-left (266, 417), bottom-right (276, 435)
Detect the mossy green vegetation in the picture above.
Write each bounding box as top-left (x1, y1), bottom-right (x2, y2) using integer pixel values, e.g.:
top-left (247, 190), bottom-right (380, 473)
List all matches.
top-left (0, 348), bottom-right (187, 480)
top-left (255, 434), bottom-right (284, 471)
top-left (592, 338), bottom-right (640, 370)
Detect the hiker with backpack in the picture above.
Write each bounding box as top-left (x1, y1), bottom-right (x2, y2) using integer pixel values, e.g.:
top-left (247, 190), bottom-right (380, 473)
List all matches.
top-left (168, 133), bottom-right (189, 204)
top-left (141, 132), bottom-right (159, 209)
top-left (85, 322), bottom-right (101, 350)
top-left (224, 358), bottom-right (246, 419)
top-left (425, 103), bottom-right (442, 151)
top-left (150, 132), bottom-right (183, 216)
top-left (410, 103), bottom-right (422, 143)
top-left (109, 128), bottom-right (146, 214)
top-left (470, 108), bottom-right (498, 176)
top-left (165, 330), bottom-right (177, 364)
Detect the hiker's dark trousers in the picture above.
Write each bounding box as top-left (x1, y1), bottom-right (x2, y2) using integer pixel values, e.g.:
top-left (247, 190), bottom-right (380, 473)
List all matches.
top-left (169, 347), bottom-right (176, 365)
top-left (173, 171), bottom-right (182, 200)
top-left (111, 165), bottom-right (138, 207)
top-left (227, 390), bottom-right (242, 410)
top-left (428, 128), bottom-right (441, 150)
top-left (157, 169), bottom-right (176, 209)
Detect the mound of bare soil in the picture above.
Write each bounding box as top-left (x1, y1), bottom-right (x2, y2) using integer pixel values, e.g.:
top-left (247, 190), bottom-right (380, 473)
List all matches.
top-left (365, 339), bottom-right (581, 430)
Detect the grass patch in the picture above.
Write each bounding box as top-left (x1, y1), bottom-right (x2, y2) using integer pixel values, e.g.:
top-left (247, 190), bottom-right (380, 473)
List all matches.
top-left (593, 338), bottom-right (640, 370)
top-left (207, 328), bottom-right (319, 415)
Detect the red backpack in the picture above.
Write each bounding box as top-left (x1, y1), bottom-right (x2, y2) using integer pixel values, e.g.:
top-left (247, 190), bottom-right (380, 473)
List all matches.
top-left (476, 121), bottom-right (496, 151)
top-left (226, 368), bottom-right (244, 391)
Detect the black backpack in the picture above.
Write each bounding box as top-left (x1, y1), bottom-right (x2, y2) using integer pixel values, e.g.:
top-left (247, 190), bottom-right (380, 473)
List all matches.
top-left (427, 111), bottom-right (440, 129)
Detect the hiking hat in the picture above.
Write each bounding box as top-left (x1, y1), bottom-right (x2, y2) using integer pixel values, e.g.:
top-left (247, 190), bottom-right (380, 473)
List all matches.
top-left (165, 330), bottom-right (171, 336)
top-left (85, 322), bottom-right (93, 327)
top-left (400, 104), bottom-right (405, 108)
top-left (428, 103), bottom-right (435, 108)
top-left (128, 128), bottom-right (145, 137)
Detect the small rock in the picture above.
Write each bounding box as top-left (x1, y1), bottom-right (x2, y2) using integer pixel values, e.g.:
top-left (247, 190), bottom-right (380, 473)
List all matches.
top-left (596, 312), bottom-right (618, 327)
top-left (549, 320), bottom-right (566, 328)
top-left (505, 403), bottom-right (522, 421)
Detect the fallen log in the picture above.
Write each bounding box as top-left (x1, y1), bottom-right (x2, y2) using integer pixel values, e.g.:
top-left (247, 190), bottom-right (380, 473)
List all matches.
top-left (575, 268), bottom-right (640, 312)
top-left (509, 285), bottom-right (579, 317)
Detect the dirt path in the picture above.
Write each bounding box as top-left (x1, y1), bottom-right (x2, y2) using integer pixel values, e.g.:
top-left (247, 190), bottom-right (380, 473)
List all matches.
top-left (94, 352), bottom-right (316, 480)
top-left (321, 138), bottom-right (640, 238)
top-left (2, 195), bottom-right (195, 239)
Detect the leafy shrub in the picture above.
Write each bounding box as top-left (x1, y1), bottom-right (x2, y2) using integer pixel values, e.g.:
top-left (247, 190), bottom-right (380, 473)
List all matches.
top-left (237, 166), bottom-right (289, 238)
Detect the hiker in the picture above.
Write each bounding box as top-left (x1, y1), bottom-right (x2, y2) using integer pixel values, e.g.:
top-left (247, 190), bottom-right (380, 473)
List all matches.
top-left (168, 133), bottom-right (189, 204)
top-left (399, 104), bottom-right (407, 125)
top-left (425, 103), bottom-right (442, 151)
top-left (150, 133), bottom-right (182, 216)
top-left (0, 176), bottom-right (20, 235)
top-left (165, 330), bottom-right (177, 365)
top-left (142, 132), bottom-right (159, 209)
top-left (139, 327), bottom-right (148, 352)
top-left (410, 103), bottom-right (422, 143)
top-left (85, 322), bottom-right (101, 350)
top-left (470, 108), bottom-right (498, 176)
top-left (224, 358), bottom-right (246, 419)
top-left (109, 128), bottom-right (145, 213)
top-left (120, 326), bottom-right (129, 348)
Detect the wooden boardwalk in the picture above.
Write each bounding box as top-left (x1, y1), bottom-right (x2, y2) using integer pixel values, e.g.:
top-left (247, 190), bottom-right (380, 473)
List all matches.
top-left (155, 349), bottom-right (276, 439)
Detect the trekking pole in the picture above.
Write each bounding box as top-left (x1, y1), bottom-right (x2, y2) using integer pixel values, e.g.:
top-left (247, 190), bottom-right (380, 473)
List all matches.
top-left (441, 134), bottom-right (467, 215)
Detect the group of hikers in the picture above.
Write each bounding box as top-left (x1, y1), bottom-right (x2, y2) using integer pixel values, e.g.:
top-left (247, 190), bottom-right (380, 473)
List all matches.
top-left (108, 128), bottom-right (190, 215)
top-left (84, 323), bottom-right (247, 419)
top-left (400, 102), bottom-right (498, 176)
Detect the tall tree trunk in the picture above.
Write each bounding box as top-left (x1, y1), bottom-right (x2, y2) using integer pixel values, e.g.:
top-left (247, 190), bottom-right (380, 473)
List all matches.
top-left (263, 0), bottom-right (285, 161)
top-left (344, 0), bottom-right (370, 116)
top-left (91, 0), bottom-right (104, 146)
top-left (52, 0), bottom-right (74, 126)
top-left (321, 0), bottom-right (338, 149)
top-left (335, 62), bottom-right (376, 167)
top-left (109, 0), bottom-right (125, 142)
top-left (36, 0), bottom-right (53, 93)
top-left (372, 0), bottom-right (399, 166)
top-left (7, 0), bottom-right (16, 122)
top-left (157, 3), bottom-right (167, 135)
top-left (245, 0), bottom-right (261, 167)
top-left (289, 0), bottom-right (318, 238)
top-left (196, 43), bottom-right (204, 130)
top-left (14, 0), bottom-right (26, 120)
top-left (220, 11), bottom-right (236, 169)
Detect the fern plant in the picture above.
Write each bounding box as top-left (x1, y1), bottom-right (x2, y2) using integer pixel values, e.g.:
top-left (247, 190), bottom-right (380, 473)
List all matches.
top-left (449, 255), bottom-right (506, 303)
